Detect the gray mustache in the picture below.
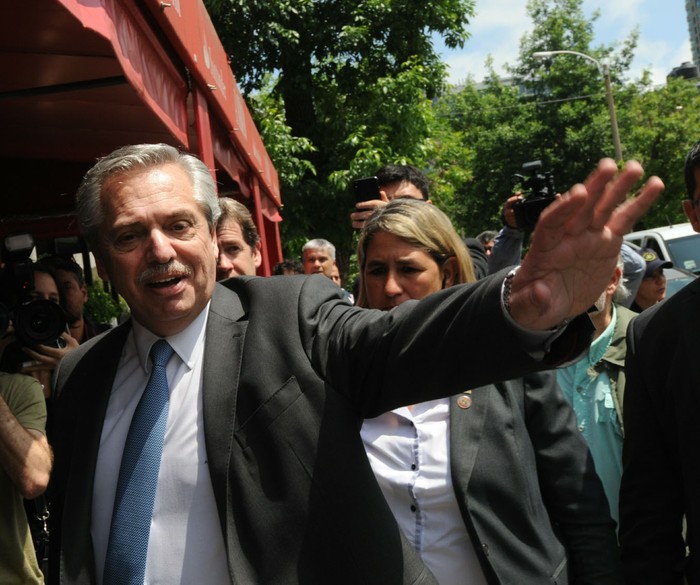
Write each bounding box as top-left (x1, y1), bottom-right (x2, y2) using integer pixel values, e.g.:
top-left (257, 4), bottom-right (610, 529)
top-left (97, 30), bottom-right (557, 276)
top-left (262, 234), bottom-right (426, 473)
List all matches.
top-left (137, 261), bottom-right (193, 284)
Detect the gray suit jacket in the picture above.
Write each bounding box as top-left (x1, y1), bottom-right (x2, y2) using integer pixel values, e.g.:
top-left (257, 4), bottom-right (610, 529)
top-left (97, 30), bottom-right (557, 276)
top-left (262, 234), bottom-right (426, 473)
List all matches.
top-left (450, 373), bottom-right (621, 585)
top-left (49, 273), bottom-right (593, 585)
top-left (621, 277), bottom-right (700, 584)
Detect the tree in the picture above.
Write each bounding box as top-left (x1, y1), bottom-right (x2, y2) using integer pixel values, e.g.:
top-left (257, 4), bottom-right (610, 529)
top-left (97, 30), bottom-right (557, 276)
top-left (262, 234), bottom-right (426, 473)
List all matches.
top-left (428, 0), bottom-right (640, 238)
top-left (205, 0), bottom-right (476, 267)
top-left (429, 69), bottom-right (535, 237)
top-left (620, 75), bottom-right (700, 229)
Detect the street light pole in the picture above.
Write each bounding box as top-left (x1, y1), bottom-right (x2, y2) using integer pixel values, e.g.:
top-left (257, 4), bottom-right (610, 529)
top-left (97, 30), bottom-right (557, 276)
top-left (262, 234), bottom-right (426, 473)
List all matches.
top-left (533, 50), bottom-right (623, 162)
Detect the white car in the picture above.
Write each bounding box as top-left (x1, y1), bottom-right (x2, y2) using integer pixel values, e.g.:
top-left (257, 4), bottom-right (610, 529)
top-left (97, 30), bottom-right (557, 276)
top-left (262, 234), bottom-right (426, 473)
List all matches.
top-left (663, 266), bottom-right (698, 297)
top-left (624, 222), bottom-right (700, 275)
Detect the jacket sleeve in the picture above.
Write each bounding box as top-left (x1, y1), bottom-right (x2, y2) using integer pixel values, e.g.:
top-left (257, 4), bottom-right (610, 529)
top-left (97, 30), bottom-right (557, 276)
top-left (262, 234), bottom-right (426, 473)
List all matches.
top-left (523, 370), bottom-right (623, 584)
top-left (298, 272), bottom-right (594, 418)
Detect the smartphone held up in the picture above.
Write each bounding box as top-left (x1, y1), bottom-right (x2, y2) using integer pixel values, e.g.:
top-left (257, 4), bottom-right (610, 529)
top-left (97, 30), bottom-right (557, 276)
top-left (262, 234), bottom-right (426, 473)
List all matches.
top-left (353, 176), bottom-right (381, 203)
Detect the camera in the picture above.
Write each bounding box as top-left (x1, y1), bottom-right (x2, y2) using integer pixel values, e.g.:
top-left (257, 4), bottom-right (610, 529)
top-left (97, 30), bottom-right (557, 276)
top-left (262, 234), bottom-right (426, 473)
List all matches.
top-left (511, 160), bottom-right (557, 232)
top-left (0, 233), bottom-right (68, 373)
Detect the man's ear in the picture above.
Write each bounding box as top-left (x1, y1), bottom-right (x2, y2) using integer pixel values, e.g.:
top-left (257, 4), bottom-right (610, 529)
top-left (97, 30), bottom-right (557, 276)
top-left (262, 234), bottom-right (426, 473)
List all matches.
top-left (441, 257), bottom-right (458, 289)
top-left (253, 242), bottom-right (263, 268)
top-left (608, 265), bottom-right (622, 295)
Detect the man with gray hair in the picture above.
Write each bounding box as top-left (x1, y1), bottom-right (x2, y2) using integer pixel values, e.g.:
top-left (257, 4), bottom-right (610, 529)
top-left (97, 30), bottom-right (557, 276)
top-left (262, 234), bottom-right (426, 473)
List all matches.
top-left (556, 255), bottom-right (636, 527)
top-left (302, 238), bottom-right (335, 277)
top-left (47, 142), bottom-right (662, 585)
top-left (302, 239), bottom-right (354, 302)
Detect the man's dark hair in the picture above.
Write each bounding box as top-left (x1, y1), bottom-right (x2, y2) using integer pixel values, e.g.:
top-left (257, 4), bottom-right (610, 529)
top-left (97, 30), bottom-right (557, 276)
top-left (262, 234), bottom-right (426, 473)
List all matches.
top-left (43, 255), bottom-right (86, 287)
top-left (32, 259), bottom-right (68, 309)
top-left (685, 140), bottom-right (700, 199)
top-left (218, 197), bottom-right (261, 249)
top-left (376, 164), bottom-right (430, 200)
top-left (272, 259), bottom-right (304, 275)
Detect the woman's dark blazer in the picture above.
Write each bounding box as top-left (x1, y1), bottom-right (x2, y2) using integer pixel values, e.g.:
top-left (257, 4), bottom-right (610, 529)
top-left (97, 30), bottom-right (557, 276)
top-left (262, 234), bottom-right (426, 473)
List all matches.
top-left (450, 372), bottom-right (622, 584)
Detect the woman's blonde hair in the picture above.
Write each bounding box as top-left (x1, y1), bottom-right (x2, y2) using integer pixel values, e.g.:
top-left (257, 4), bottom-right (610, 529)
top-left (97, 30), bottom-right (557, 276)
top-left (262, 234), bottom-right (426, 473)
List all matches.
top-left (356, 199), bottom-right (476, 307)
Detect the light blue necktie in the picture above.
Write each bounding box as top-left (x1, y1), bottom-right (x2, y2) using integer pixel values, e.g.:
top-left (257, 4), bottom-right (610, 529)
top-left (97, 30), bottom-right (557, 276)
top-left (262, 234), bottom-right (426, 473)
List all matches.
top-left (103, 339), bottom-right (174, 585)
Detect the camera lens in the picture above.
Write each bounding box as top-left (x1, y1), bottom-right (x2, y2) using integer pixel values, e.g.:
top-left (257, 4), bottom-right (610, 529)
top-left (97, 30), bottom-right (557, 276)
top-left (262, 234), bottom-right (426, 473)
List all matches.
top-left (13, 299), bottom-right (67, 346)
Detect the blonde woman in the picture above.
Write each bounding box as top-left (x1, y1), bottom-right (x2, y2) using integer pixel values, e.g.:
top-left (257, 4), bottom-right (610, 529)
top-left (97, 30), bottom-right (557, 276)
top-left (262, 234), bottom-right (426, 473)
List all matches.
top-left (358, 199), bottom-right (622, 585)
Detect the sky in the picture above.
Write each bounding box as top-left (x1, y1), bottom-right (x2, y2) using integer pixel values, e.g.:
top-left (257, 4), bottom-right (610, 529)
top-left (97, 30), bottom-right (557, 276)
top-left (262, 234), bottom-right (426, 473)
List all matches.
top-left (437, 0), bottom-right (692, 87)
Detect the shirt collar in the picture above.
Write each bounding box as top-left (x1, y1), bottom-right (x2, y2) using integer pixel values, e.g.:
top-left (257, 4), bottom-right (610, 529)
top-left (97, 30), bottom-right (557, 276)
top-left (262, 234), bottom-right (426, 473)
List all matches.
top-left (131, 301), bottom-right (211, 373)
top-left (588, 304), bottom-right (616, 366)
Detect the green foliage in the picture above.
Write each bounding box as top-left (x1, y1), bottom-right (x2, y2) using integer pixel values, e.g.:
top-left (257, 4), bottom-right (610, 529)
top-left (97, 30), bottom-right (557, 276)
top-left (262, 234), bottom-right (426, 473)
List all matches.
top-left (247, 77), bottom-right (317, 189)
top-left (205, 0), bottom-right (476, 267)
top-left (207, 0), bottom-right (474, 97)
top-left (85, 283), bottom-right (127, 325)
top-left (427, 0), bottom-right (646, 238)
top-left (206, 0), bottom-right (700, 261)
top-left (620, 77), bottom-right (700, 229)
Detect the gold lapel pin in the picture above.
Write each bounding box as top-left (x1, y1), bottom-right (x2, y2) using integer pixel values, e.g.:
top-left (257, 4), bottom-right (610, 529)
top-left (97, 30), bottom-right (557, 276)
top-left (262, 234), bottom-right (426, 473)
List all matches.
top-left (457, 391), bottom-right (473, 409)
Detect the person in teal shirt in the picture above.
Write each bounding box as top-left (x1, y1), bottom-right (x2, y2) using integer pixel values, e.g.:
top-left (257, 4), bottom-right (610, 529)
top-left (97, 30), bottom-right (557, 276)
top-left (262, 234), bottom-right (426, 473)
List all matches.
top-left (557, 256), bottom-right (637, 526)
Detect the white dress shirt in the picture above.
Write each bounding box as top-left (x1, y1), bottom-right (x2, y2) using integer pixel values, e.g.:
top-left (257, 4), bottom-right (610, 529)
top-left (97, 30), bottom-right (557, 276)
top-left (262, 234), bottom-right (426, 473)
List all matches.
top-left (361, 398), bottom-right (488, 585)
top-left (92, 304), bottom-right (229, 584)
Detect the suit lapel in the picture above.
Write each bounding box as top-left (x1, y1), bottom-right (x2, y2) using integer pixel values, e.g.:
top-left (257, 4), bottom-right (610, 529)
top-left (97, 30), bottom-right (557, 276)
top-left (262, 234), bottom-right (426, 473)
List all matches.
top-left (61, 323), bottom-right (131, 580)
top-left (449, 388), bottom-right (491, 494)
top-left (202, 285), bottom-right (247, 521)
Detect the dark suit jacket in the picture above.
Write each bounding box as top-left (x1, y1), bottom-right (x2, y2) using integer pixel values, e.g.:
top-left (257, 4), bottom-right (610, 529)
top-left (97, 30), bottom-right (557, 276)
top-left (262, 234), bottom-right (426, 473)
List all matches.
top-left (49, 273), bottom-right (593, 585)
top-left (621, 278), bottom-right (700, 584)
top-left (451, 373), bottom-right (621, 585)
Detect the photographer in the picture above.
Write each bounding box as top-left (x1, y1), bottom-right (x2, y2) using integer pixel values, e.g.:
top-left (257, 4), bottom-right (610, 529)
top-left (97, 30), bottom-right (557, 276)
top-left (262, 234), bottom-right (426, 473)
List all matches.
top-left (488, 193), bottom-right (528, 274)
top-left (42, 256), bottom-right (111, 344)
top-left (0, 370), bottom-right (52, 584)
top-left (488, 161), bottom-right (556, 275)
top-left (1, 257), bottom-right (78, 399)
top-left (350, 164), bottom-right (430, 230)
top-left (20, 262), bottom-right (78, 397)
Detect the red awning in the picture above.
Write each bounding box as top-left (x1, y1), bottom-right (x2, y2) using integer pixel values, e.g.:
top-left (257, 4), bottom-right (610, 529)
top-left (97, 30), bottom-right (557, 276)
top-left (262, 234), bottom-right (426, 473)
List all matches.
top-left (0, 0), bottom-right (282, 272)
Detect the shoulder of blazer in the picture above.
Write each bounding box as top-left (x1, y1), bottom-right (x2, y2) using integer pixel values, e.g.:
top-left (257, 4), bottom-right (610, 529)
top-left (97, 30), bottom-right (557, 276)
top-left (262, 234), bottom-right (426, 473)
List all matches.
top-left (210, 280), bottom-right (249, 321)
top-left (213, 275), bottom-right (312, 313)
top-left (54, 320), bottom-right (132, 398)
top-left (213, 274), bottom-right (347, 319)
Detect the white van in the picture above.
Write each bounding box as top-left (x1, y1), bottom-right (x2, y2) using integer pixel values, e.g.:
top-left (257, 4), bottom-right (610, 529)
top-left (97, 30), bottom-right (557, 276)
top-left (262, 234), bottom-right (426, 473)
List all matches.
top-left (624, 222), bottom-right (700, 274)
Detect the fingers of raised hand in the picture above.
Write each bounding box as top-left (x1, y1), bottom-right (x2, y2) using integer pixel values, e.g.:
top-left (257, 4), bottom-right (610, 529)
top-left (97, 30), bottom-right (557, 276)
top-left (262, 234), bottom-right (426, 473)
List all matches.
top-left (589, 161), bottom-right (645, 231)
top-left (533, 159), bottom-right (617, 237)
top-left (537, 160), bottom-right (656, 239)
top-left (564, 159), bottom-right (622, 235)
top-left (606, 175), bottom-right (665, 235)
top-left (531, 185), bottom-right (586, 249)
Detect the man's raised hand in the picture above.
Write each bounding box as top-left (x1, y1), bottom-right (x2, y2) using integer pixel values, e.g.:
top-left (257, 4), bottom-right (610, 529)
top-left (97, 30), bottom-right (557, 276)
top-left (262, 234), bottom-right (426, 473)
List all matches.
top-left (509, 159), bottom-right (664, 330)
